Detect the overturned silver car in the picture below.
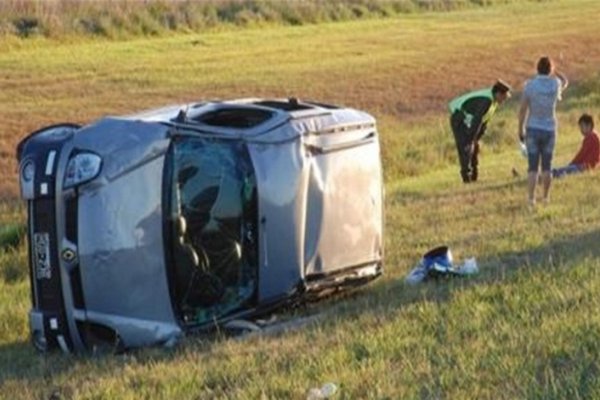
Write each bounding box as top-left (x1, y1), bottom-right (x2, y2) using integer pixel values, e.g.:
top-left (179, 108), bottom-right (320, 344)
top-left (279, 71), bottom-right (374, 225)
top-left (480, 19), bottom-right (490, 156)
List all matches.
top-left (17, 98), bottom-right (384, 353)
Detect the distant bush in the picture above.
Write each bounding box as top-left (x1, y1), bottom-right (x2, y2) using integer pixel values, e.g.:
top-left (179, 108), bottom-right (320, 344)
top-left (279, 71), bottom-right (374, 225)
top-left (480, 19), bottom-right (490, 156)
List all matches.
top-left (0, 0), bottom-right (543, 40)
top-left (0, 224), bottom-right (25, 251)
top-left (0, 249), bottom-right (28, 283)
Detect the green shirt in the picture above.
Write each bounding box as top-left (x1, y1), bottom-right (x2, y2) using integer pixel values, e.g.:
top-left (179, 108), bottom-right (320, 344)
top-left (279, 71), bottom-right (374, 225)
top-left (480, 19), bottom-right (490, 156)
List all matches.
top-left (449, 88), bottom-right (497, 130)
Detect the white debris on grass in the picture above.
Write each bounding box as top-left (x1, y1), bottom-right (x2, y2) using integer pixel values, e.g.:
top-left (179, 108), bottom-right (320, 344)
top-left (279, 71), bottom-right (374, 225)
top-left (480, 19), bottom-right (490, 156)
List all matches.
top-left (406, 257), bottom-right (479, 285)
top-left (307, 382), bottom-right (338, 400)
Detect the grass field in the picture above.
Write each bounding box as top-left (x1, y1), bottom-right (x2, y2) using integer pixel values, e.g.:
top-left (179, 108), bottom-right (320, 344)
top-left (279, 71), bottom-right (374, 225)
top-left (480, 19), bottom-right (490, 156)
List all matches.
top-left (0, 0), bottom-right (537, 39)
top-left (2, 0), bottom-right (600, 398)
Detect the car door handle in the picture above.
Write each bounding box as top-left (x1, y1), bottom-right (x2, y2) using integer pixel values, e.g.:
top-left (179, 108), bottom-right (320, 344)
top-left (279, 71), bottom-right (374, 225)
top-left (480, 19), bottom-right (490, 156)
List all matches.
top-left (305, 132), bottom-right (375, 155)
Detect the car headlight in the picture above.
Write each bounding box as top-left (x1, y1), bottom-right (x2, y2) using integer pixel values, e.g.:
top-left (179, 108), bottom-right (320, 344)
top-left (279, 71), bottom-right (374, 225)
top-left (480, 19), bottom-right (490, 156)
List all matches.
top-left (64, 153), bottom-right (102, 188)
top-left (21, 160), bottom-right (35, 182)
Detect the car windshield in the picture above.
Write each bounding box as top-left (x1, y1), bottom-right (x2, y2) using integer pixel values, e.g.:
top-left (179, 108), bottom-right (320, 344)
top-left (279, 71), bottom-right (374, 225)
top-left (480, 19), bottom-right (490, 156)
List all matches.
top-left (166, 136), bottom-right (258, 325)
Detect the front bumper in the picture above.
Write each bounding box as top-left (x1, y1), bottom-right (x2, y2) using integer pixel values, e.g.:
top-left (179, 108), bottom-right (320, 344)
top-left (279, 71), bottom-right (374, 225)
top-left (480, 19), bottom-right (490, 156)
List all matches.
top-left (19, 121), bottom-right (182, 353)
top-left (19, 126), bottom-right (86, 352)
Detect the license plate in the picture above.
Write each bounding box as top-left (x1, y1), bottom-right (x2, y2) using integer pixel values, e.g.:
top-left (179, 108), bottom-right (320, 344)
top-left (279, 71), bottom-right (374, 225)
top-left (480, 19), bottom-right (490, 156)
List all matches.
top-left (33, 232), bottom-right (52, 280)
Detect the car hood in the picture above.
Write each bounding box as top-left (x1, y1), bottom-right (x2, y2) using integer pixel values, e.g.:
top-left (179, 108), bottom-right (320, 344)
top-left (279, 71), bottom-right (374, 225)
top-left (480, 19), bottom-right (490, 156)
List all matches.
top-left (71, 119), bottom-right (180, 343)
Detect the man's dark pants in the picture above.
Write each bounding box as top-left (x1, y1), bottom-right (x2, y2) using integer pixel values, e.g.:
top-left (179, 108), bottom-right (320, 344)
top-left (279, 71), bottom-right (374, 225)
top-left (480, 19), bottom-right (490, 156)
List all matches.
top-left (450, 112), bottom-right (479, 183)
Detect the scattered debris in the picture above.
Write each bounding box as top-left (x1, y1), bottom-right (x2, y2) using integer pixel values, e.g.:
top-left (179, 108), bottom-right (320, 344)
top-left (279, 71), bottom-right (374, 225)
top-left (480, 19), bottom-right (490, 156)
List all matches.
top-left (307, 382), bottom-right (338, 400)
top-left (225, 313), bottom-right (326, 340)
top-left (405, 246), bottom-right (478, 285)
top-left (223, 319), bottom-right (262, 333)
top-left (519, 141), bottom-right (528, 158)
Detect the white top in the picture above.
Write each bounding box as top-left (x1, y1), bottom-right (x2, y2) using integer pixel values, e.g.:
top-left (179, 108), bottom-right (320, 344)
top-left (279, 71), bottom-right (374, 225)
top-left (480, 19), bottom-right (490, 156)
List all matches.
top-left (523, 75), bottom-right (563, 132)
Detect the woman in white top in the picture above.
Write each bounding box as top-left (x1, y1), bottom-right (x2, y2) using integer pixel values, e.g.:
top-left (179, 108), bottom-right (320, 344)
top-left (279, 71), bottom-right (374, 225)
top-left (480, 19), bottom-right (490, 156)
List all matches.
top-left (518, 56), bottom-right (568, 207)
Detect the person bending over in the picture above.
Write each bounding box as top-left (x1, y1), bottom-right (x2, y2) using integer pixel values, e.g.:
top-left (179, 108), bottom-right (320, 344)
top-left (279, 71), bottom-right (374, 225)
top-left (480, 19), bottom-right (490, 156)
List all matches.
top-left (449, 80), bottom-right (511, 183)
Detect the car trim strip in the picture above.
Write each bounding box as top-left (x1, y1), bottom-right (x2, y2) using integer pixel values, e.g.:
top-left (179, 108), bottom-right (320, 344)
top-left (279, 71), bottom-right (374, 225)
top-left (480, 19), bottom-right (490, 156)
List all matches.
top-left (54, 141), bottom-right (85, 352)
top-left (45, 150), bottom-right (57, 176)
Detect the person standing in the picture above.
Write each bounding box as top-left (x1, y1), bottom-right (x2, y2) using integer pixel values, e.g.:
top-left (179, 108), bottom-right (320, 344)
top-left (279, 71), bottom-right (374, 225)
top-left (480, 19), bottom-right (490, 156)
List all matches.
top-left (449, 80), bottom-right (512, 183)
top-left (518, 56), bottom-right (568, 206)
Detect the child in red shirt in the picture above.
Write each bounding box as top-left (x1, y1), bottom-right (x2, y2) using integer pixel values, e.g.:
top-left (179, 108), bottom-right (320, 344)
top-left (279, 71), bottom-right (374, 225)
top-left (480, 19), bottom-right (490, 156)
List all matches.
top-left (552, 113), bottom-right (599, 177)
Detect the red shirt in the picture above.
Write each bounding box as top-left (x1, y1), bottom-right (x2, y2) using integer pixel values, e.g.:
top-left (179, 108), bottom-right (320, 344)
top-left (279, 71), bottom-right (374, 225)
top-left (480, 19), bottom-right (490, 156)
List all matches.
top-left (571, 130), bottom-right (600, 169)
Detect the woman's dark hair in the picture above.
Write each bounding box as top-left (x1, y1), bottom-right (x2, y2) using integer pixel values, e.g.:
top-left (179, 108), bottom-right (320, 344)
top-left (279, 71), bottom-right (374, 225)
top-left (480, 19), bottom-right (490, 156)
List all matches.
top-left (537, 56), bottom-right (553, 75)
top-left (578, 113), bottom-right (594, 128)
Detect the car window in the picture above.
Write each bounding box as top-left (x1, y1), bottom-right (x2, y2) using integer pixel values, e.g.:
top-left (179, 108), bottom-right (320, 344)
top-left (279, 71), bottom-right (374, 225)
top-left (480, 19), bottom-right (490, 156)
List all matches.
top-left (168, 137), bottom-right (258, 324)
top-left (192, 108), bottom-right (273, 129)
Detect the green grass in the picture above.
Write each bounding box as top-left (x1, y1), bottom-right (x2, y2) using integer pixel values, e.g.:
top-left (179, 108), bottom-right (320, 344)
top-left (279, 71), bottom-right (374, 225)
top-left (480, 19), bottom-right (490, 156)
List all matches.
top-left (2, 0), bottom-right (600, 198)
top-left (2, 0), bottom-right (600, 398)
top-left (0, 0), bottom-right (540, 40)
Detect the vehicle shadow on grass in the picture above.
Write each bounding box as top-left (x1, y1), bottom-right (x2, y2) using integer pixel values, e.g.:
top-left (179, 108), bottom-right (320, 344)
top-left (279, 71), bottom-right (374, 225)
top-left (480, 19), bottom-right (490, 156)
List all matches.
top-left (2, 229), bottom-right (599, 387)
top-left (329, 227), bottom-right (600, 325)
top-left (389, 178), bottom-right (525, 206)
top-left (0, 324), bottom-right (231, 388)
top-left (0, 339), bottom-right (78, 385)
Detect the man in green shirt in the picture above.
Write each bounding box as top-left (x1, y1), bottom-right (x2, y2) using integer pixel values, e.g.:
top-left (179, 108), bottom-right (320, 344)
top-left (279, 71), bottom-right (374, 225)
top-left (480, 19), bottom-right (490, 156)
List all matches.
top-left (449, 80), bottom-right (511, 183)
